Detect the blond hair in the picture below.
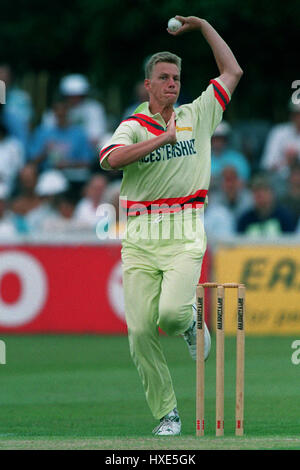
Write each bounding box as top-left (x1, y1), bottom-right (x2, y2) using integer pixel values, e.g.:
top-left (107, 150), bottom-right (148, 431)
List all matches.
top-left (144, 51), bottom-right (182, 79)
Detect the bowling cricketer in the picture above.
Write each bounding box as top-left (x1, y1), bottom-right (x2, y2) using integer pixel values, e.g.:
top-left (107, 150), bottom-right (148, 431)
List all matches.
top-left (100, 15), bottom-right (243, 435)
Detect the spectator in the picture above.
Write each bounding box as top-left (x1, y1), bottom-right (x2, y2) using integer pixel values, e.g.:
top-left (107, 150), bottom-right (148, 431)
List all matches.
top-left (43, 74), bottom-right (107, 149)
top-left (122, 81), bottom-right (149, 118)
top-left (0, 65), bottom-right (33, 147)
top-left (40, 192), bottom-right (86, 233)
top-left (9, 197), bottom-right (30, 233)
top-left (279, 162), bottom-right (300, 223)
top-left (204, 203), bottom-right (235, 241)
top-left (30, 170), bottom-right (69, 232)
top-left (11, 169), bottom-right (68, 233)
top-left (12, 163), bottom-right (39, 206)
top-left (0, 184), bottom-right (18, 237)
top-left (211, 121), bottom-right (251, 188)
top-left (209, 166), bottom-right (253, 220)
top-left (261, 101), bottom-right (300, 194)
top-left (11, 163), bottom-right (40, 233)
top-left (237, 174), bottom-right (297, 237)
top-left (29, 99), bottom-right (93, 193)
top-left (0, 119), bottom-right (24, 197)
top-left (231, 119), bottom-right (271, 173)
top-left (74, 174), bottom-right (107, 228)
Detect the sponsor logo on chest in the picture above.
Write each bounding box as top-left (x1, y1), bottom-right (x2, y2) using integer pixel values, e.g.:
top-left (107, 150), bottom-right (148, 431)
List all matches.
top-left (140, 139), bottom-right (197, 164)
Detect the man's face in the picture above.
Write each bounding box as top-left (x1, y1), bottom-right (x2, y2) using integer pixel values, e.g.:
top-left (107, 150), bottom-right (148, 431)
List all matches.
top-left (290, 169), bottom-right (300, 188)
top-left (20, 165), bottom-right (37, 191)
top-left (145, 62), bottom-right (181, 106)
top-left (86, 176), bottom-right (106, 202)
top-left (0, 66), bottom-right (11, 86)
top-left (212, 136), bottom-right (228, 153)
top-left (65, 95), bottom-right (83, 107)
top-left (253, 187), bottom-right (273, 211)
top-left (53, 102), bottom-right (68, 124)
top-left (291, 112), bottom-right (300, 132)
top-left (59, 200), bottom-right (75, 219)
top-left (0, 200), bottom-right (5, 218)
top-left (222, 167), bottom-right (240, 195)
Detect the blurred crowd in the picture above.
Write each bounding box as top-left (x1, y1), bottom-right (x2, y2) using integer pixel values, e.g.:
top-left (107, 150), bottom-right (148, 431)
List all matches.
top-left (0, 65), bottom-right (123, 238)
top-left (0, 63), bottom-right (300, 241)
top-left (205, 99), bottom-right (300, 240)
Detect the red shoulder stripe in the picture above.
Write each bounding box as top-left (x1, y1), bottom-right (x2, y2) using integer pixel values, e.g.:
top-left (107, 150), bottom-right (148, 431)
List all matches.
top-left (122, 113), bottom-right (165, 136)
top-left (210, 79), bottom-right (230, 111)
top-left (99, 144), bottom-right (125, 162)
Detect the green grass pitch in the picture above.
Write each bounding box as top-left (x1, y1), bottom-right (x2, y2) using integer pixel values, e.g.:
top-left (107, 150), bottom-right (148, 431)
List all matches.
top-left (0, 334), bottom-right (300, 449)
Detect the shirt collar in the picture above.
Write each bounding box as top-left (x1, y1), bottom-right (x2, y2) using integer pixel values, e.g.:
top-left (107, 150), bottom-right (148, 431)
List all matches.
top-left (134, 101), bottom-right (182, 120)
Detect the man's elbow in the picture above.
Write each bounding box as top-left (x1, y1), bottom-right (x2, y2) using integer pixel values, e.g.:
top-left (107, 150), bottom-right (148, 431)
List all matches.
top-left (222, 66), bottom-right (243, 79)
top-left (107, 154), bottom-right (121, 170)
top-left (229, 67), bottom-right (243, 88)
top-left (235, 66), bottom-right (244, 79)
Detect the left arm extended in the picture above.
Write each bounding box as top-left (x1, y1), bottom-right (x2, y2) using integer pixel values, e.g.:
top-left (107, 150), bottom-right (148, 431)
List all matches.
top-left (168, 16), bottom-right (243, 95)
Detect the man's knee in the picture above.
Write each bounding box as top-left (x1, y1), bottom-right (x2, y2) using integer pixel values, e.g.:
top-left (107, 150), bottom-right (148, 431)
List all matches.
top-left (158, 305), bottom-right (182, 335)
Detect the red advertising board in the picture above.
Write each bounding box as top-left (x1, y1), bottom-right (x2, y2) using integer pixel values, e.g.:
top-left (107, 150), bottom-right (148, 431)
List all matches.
top-left (0, 244), bottom-right (211, 333)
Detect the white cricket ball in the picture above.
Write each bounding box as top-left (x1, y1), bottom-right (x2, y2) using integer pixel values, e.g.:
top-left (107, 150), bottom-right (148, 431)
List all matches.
top-left (168, 18), bottom-right (182, 32)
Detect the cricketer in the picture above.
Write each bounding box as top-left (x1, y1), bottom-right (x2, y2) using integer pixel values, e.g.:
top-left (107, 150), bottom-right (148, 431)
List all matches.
top-left (100, 15), bottom-right (243, 435)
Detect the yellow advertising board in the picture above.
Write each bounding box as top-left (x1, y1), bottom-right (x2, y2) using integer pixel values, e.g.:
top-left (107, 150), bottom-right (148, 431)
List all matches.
top-left (214, 244), bottom-right (300, 335)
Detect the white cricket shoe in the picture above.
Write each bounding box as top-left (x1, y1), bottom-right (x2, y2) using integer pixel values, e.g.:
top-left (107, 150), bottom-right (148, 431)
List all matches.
top-left (182, 304), bottom-right (211, 361)
top-left (152, 408), bottom-right (181, 436)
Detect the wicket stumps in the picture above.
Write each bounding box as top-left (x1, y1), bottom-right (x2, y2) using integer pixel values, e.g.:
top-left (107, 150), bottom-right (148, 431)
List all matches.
top-left (196, 282), bottom-right (245, 437)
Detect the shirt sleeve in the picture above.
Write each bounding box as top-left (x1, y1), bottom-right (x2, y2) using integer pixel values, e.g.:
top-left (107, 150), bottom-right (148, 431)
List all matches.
top-left (191, 78), bottom-right (231, 136)
top-left (99, 121), bottom-right (137, 170)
